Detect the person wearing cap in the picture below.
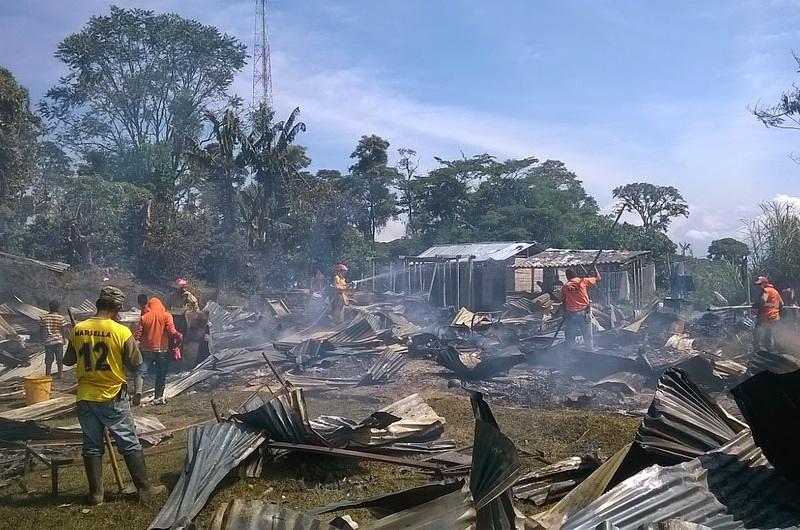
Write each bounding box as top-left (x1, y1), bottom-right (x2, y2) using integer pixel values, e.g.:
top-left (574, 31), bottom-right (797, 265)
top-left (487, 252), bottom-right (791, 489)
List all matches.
top-left (175, 278), bottom-right (200, 313)
top-left (560, 266), bottom-right (601, 351)
top-left (40, 300), bottom-right (69, 379)
top-left (331, 263), bottom-right (349, 323)
top-left (63, 286), bottom-right (165, 505)
top-left (753, 276), bottom-right (783, 351)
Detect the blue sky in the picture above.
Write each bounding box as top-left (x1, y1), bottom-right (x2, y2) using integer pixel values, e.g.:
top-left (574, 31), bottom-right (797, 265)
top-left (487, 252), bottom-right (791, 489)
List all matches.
top-left (3, 0), bottom-right (800, 250)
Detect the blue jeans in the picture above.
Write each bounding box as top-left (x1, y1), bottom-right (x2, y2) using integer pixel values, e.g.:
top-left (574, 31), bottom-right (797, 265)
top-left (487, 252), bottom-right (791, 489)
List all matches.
top-left (76, 389), bottom-right (142, 457)
top-left (136, 350), bottom-right (169, 399)
top-left (564, 309), bottom-right (594, 350)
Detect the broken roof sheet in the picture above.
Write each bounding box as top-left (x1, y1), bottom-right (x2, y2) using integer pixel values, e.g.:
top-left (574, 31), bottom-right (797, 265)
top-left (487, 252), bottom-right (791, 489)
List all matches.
top-left (635, 368), bottom-right (746, 463)
top-left (513, 249), bottom-right (649, 268)
top-left (732, 368), bottom-right (800, 483)
top-left (562, 430), bottom-right (800, 530)
top-left (414, 241), bottom-right (538, 262)
top-left (148, 422), bottom-right (267, 530)
top-left (0, 395), bottom-right (75, 421)
top-left (209, 499), bottom-right (337, 530)
top-left (0, 251), bottom-right (70, 273)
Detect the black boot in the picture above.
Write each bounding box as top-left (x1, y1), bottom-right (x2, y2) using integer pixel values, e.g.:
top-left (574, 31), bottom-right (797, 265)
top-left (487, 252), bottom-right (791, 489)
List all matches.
top-left (123, 450), bottom-right (166, 500)
top-left (82, 455), bottom-right (104, 505)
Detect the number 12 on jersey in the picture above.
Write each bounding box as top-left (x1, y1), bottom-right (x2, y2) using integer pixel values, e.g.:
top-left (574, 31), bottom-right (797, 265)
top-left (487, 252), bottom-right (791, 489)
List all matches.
top-left (78, 342), bottom-right (112, 372)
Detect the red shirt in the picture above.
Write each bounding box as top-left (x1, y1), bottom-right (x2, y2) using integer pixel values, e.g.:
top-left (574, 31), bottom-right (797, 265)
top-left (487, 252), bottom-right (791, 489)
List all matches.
top-left (561, 276), bottom-right (599, 312)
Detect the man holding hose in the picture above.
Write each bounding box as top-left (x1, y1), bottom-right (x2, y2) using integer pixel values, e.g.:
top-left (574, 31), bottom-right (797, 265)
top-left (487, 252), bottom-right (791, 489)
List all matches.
top-left (561, 266), bottom-right (601, 351)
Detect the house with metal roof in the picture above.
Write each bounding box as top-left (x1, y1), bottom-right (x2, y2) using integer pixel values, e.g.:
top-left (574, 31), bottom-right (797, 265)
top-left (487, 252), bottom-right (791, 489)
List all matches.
top-left (512, 248), bottom-right (655, 308)
top-left (402, 241), bottom-right (542, 310)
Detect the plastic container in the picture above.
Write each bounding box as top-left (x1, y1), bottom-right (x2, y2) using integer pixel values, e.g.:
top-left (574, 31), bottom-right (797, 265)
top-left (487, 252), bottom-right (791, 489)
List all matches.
top-left (23, 375), bottom-right (52, 405)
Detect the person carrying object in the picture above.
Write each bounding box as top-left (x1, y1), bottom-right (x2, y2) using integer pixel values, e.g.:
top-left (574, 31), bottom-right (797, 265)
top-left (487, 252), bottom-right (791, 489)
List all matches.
top-left (63, 286), bottom-right (166, 505)
top-left (560, 266), bottom-right (601, 351)
top-left (133, 296), bottom-right (183, 406)
top-left (40, 300), bottom-right (69, 378)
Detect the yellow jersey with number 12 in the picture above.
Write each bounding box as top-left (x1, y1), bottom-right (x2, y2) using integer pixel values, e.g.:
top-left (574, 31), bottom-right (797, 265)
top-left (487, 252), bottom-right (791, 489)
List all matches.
top-left (68, 317), bottom-right (131, 402)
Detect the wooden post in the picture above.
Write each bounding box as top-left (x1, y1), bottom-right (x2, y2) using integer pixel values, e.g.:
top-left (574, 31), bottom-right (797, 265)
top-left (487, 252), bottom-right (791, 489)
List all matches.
top-left (468, 257), bottom-right (474, 310)
top-left (442, 260), bottom-right (447, 307)
top-left (389, 261), bottom-right (394, 292)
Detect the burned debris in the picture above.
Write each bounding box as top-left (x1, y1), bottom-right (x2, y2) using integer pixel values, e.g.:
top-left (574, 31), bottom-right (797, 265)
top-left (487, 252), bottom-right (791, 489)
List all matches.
top-left (1, 248), bottom-right (800, 530)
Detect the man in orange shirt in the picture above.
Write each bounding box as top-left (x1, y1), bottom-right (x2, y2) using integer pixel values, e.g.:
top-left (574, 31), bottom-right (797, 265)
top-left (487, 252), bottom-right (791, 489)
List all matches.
top-left (753, 276), bottom-right (782, 352)
top-left (560, 266), bottom-right (601, 351)
top-left (133, 297), bottom-right (182, 405)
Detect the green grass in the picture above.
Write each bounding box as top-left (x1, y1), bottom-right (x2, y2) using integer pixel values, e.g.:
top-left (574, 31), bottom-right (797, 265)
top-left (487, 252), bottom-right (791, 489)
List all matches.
top-left (0, 388), bottom-right (639, 529)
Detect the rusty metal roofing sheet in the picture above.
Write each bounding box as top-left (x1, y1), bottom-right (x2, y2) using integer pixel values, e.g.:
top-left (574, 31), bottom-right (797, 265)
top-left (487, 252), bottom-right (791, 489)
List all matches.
top-left (0, 300), bottom-right (48, 321)
top-left (732, 369), bottom-right (800, 483)
top-left (209, 499), bottom-right (337, 530)
top-left (414, 241), bottom-right (538, 262)
top-left (436, 346), bottom-right (524, 380)
top-left (513, 249), bottom-right (649, 268)
top-left (562, 430), bottom-right (800, 530)
top-left (148, 422), bottom-right (267, 530)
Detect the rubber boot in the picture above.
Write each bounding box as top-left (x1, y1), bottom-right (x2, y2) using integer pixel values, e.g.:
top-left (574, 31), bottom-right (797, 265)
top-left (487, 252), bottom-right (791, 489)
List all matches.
top-left (123, 450), bottom-right (166, 500)
top-left (82, 455), bottom-right (104, 505)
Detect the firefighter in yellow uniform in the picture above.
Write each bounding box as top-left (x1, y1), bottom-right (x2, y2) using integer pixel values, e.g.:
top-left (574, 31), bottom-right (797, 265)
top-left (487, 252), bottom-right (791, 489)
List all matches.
top-left (64, 286), bottom-right (166, 505)
top-left (331, 263), bottom-right (350, 323)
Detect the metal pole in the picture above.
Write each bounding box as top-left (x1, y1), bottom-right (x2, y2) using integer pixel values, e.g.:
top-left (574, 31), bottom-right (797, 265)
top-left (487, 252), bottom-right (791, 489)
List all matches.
top-left (390, 261), bottom-right (394, 292)
top-left (442, 260), bottom-right (447, 307)
top-left (372, 258), bottom-right (376, 292)
top-left (468, 258), bottom-right (474, 310)
top-left (456, 257), bottom-right (461, 309)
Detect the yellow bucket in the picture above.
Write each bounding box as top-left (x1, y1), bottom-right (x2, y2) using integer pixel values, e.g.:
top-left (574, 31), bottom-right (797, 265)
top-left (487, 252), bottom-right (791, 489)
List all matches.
top-left (24, 375), bottom-right (53, 405)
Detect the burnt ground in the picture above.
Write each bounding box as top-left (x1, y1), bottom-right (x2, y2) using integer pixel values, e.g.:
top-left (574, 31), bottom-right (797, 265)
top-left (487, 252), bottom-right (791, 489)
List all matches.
top-left (0, 361), bottom-right (640, 530)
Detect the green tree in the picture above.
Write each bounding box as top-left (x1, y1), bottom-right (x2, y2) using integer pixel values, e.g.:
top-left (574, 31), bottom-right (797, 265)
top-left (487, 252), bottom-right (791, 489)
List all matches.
top-left (341, 135), bottom-right (398, 243)
top-left (0, 67), bottom-right (41, 249)
top-left (42, 6), bottom-right (246, 204)
top-left (410, 154), bottom-right (495, 241)
top-left (395, 147), bottom-right (419, 232)
top-left (612, 182), bottom-right (689, 231)
top-left (708, 237), bottom-right (749, 263)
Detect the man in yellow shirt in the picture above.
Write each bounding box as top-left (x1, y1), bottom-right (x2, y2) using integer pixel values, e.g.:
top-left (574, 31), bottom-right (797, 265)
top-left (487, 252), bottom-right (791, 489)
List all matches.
top-left (64, 286), bottom-right (165, 505)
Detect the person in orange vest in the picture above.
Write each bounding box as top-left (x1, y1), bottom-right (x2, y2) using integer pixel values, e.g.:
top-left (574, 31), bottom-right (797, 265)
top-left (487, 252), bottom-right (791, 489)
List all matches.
top-left (560, 266), bottom-right (601, 351)
top-left (753, 276), bottom-right (783, 351)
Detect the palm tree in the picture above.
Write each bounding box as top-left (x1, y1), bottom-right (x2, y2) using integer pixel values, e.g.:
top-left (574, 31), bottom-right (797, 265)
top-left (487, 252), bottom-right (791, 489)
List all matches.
top-left (240, 104), bottom-right (307, 249)
top-left (186, 109), bottom-right (246, 239)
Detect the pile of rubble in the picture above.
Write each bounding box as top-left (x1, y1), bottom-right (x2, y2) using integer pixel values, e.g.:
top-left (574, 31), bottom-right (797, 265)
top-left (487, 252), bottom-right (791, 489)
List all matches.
top-left (2, 287), bottom-right (800, 529)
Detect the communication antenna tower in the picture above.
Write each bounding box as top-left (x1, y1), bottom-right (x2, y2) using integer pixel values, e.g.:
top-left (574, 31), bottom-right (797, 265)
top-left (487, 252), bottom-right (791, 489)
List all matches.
top-left (253, 0), bottom-right (273, 109)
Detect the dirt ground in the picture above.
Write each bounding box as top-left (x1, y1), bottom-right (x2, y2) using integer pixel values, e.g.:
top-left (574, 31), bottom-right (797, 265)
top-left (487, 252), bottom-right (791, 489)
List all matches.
top-left (0, 368), bottom-right (640, 530)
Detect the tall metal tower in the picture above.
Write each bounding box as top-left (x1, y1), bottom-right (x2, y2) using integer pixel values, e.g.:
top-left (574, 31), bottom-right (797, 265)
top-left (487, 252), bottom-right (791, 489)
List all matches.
top-left (252, 0), bottom-right (274, 109)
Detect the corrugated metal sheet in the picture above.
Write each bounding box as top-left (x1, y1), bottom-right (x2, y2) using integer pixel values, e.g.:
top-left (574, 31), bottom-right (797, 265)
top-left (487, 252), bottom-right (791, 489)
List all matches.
top-left (148, 422), bottom-right (267, 530)
top-left (310, 394), bottom-right (445, 449)
top-left (513, 249), bottom-right (649, 268)
top-left (0, 252), bottom-right (70, 273)
top-left (513, 455), bottom-right (601, 506)
top-left (234, 389), bottom-right (313, 444)
top-left (209, 499), bottom-right (337, 530)
top-left (309, 391), bottom-right (522, 529)
top-left (562, 430), bottom-right (800, 530)
top-left (0, 300), bottom-right (48, 321)
top-left (326, 317), bottom-right (386, 347)
top-left (732, 369), bottom-right (800, 483)
top-left (162, 348), bottom-right (279, 400)
top-left (635, 368), bottom-right (746, 463)
top-left (436, 346), bottom-right (524, 380)
top-left (0, 395), bottom-right (75, 421)
top-left (451, 307), bottom-right (494, 328)
top-left (414, 241), bottom-right (538, 262)
top-left (358, 348), bottom-right (407, 386)
top-left (0, 315), bottom-right (17, 340)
